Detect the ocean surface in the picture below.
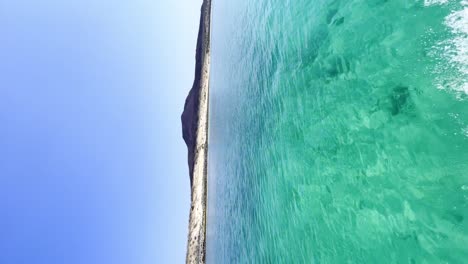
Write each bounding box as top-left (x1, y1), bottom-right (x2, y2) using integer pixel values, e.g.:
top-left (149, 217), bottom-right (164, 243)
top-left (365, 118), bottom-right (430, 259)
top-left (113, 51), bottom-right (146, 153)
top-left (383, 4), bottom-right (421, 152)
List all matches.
top-left (206, 0), bottom-right (468, 263)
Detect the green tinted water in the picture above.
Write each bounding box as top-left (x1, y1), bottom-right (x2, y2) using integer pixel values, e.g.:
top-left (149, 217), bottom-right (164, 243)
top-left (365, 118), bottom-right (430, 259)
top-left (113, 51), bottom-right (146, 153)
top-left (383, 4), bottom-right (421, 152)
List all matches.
top-left (207, 1), bottom-right (468, 263)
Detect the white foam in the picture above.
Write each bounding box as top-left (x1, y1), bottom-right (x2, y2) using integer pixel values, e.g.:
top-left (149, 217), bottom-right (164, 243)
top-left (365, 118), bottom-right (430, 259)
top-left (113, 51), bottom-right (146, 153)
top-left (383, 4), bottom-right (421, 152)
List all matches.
top-left (432, 1), bottom-right (468, 96)
top-left (445, 2), bottom-right (468, 94)
top-left (424, 0), bottom-right (449, 6)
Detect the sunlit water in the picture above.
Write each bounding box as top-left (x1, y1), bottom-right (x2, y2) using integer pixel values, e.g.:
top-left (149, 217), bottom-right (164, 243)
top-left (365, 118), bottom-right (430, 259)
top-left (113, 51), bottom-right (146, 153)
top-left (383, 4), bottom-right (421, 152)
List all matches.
top-left (207, 1), bottom-right (468, 263)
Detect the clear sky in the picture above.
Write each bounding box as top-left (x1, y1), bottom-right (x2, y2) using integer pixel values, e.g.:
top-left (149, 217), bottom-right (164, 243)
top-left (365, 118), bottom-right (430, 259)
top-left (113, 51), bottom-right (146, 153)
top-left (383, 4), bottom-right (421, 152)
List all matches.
top-left (0, 0), bottom-right (201, 263)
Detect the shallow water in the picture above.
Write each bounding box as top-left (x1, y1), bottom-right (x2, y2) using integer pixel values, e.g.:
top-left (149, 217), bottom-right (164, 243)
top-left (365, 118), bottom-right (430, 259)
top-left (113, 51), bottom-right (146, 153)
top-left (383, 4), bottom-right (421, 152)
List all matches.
top-left (207, 1), bottom-right (468, 263)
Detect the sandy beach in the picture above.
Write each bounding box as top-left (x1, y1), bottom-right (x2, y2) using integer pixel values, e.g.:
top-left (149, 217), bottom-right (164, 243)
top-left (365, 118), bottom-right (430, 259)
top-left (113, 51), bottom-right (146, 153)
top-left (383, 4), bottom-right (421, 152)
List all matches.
top-left (181, 0), bottom-right (211, 263)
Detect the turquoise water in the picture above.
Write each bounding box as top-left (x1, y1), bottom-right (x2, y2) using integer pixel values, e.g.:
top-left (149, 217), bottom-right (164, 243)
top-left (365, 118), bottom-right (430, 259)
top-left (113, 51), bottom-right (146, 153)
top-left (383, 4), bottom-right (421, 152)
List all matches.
top-left (207, 0), bottom-right (468, 263)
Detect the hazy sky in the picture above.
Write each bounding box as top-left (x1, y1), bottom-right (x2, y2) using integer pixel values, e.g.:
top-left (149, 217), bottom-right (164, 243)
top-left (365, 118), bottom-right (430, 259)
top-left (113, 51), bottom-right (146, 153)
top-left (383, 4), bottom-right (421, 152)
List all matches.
top-left (0, 0), bottom-right (201, 263)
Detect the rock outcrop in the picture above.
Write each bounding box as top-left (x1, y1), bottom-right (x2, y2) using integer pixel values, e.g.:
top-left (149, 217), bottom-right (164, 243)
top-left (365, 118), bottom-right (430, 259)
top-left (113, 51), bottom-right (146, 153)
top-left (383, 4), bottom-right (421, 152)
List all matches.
top-left (181, 0), bottom-right (211, 263)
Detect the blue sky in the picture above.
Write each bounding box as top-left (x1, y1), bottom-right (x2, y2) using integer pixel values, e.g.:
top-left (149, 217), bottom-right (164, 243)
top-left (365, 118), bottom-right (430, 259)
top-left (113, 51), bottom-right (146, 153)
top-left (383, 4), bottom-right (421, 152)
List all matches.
top-left (0, 0), bottom-right (200, 263)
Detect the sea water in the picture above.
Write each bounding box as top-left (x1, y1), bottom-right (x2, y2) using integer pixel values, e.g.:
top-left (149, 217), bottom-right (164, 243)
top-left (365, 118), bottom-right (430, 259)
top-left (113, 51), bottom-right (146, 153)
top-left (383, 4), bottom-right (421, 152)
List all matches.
top-left (207, 0), bottom-right (468, 263)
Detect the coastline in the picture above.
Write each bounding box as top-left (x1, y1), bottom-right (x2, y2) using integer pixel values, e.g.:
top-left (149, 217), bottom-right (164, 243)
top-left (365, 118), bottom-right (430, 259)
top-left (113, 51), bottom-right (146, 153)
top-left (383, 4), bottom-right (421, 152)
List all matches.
top-left (181, 0), bottom-right (211, 263)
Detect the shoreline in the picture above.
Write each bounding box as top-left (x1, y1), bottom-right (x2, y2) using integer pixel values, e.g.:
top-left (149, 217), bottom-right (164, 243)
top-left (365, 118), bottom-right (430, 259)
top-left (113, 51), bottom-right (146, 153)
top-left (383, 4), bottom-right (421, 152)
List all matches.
top-left (181, 0), bottom-right (211, 263)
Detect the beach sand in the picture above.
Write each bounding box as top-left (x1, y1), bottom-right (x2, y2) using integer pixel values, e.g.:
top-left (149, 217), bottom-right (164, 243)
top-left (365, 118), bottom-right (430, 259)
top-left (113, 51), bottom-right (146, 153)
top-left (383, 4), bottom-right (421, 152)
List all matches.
top-left (181, 0), bottom-right (211, 263)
